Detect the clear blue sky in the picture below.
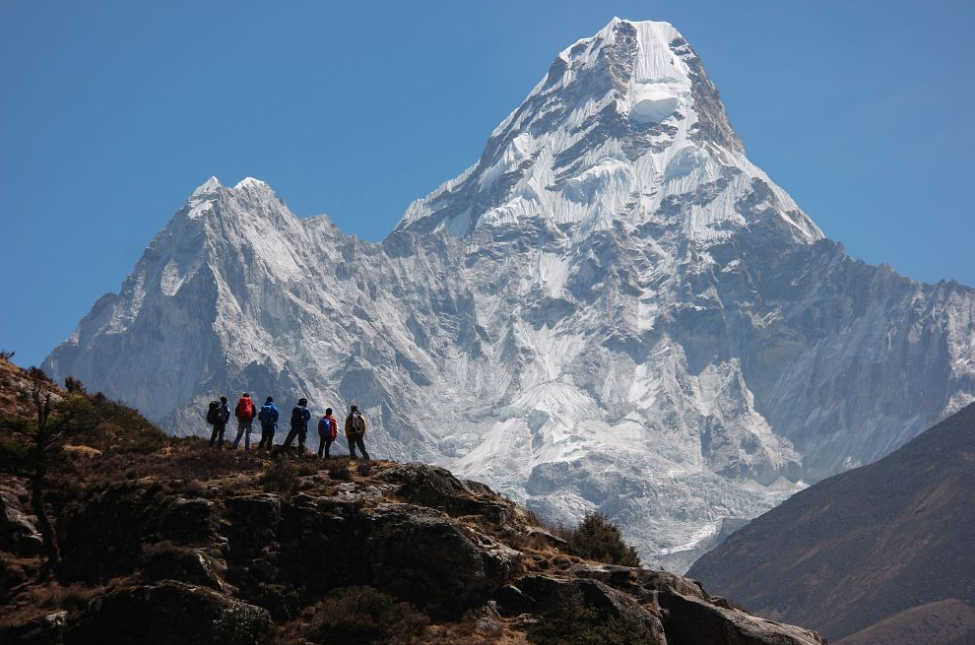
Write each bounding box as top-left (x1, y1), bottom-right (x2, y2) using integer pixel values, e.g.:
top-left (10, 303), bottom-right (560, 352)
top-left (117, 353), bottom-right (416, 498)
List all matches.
top-left (2, 1), bottom-right (973, 367)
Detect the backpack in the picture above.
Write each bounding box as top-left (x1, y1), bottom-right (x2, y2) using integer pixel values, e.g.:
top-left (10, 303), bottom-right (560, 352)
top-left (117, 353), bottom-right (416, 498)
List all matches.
top-left (291, 406), bottom-right (305, 428)
top-left (236, 398), bottom-right (254, 421)
top-left (206, 401), bottom-right (220, 425)
top-left (319, 417), bottom-right (338, 439)
top-left (351, 412), bottom-right (364, 434)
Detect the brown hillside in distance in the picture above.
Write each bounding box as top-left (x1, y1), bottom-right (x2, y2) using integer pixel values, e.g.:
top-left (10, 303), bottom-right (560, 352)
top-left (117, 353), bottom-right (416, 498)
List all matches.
top-left (687, 401), bottom-right (975, 642)
top-left (836, 599), bottom-right (975, 645)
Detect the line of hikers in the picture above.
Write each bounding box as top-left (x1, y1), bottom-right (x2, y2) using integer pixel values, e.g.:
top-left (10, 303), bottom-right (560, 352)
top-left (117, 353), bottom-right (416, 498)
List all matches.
top-left (205, 393), bottom-right (370, 459)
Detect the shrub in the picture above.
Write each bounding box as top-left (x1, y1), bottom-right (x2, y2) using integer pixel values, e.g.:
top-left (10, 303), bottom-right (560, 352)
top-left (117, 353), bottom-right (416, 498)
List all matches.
top-left (260, 461), bottom-right (298, 493)
top-left (356, 460), bottom-right (374, 476)
top-left (295, 462), bottom-right (318, 477)
top-left (561, 513), bottom-right (641, 567)
top-left (527, 588), bottom-right (658, 645)
top-left (64, 376), bottom-right (86, 394)
top-left (26, 366), bottom-right (52, 383)
top-left (285, 586), bottom-right (428, 644)
top-left (325, 461), bottom-right (352, 481)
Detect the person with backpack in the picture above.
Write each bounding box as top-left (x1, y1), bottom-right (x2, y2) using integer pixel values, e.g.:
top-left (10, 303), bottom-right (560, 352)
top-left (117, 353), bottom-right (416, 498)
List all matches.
top-left (281, 397), bottom-right (311, 454)
top-left (207, 396), bottom-right (231, 448)
top-left (317, 408), bottom-right (338, 458)
top-left (344, 404), bottom-right (370, 460)
top-left (257, 396), bottom-right (279, 450)
top-left (232, 392), bottom-right (257, 450)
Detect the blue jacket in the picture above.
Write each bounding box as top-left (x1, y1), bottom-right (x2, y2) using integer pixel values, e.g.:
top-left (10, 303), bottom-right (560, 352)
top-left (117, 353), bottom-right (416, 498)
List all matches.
top-left (258, 403), bottom-right (279, 427)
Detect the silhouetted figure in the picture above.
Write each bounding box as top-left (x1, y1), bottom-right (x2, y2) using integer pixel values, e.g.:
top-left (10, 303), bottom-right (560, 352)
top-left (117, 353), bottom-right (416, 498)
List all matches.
top-left (207, 396), bottom-right (230, 448)
top-left (282, 398), bottom-right (311, 454)
top-left (257, 396), bottom-right (279, 450)
top-left (345, 404), bottom-right (370, 460)
top-left (318, 407), bottom-right (338, 458)
top-left (232, 392), bottom-right (256, 450)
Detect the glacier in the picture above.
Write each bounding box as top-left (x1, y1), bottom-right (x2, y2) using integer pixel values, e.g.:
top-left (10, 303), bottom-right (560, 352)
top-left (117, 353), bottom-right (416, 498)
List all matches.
top-left (44, 18), bottom-right (975, 571)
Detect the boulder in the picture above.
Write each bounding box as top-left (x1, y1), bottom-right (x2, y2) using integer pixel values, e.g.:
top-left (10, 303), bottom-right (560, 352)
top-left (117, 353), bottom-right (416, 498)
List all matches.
top-left (157, 497), bottom-right (219, 544)
top-left (65, 580), bottom-right (271, 645)
top-left (0, 610), bottom-right (67, 645)
top-left (517, 574), bottom-right (664, 629)
top-left (143, 545), bottom-right (227, 591)
top-left (0, 490), bottom-right (43, 556)
top-left (224, 494), bottom-right (281, 559)
top-left (657, 591), bottom-right (827, 645)
top-left (570, 562), bottom-right (641, 587)
top-left (386, 463), bottom-right (511, 523)
top-left (362, 503), bottom-right (520, 617)
top-left (640, 570), bottom-right (828, 645)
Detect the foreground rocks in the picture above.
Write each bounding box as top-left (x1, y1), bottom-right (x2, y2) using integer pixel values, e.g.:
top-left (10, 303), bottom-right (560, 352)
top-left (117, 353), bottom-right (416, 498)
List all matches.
top-left (0, 450), bottom-right (828, 645)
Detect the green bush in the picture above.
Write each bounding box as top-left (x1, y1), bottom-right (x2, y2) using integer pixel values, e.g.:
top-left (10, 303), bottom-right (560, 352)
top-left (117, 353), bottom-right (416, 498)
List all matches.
top-left (562, 513), bottom-right (641, 567)
top-left (294, 586), bottom-right (428, 644)
top-left (527, 588), bottom-right (658, 645)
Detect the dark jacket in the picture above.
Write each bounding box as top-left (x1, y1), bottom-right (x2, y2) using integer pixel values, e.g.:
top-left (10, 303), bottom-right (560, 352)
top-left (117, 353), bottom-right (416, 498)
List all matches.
top-left (290, 406), bottom-right (311, 431)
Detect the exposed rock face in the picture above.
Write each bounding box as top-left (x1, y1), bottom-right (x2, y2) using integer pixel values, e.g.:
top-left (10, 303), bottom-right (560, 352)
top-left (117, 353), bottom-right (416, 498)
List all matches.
top-left (43, 18), bottom-right (975, 570)
top-left (688, 401), bottom-right (975, 644)
top-left (0, 486), bottom-right (42, 557)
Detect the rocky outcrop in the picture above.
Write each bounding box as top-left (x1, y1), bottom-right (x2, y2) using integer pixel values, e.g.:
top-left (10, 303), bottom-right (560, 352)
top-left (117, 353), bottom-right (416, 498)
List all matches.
top-left (495, 566), bottom-right (826, 645)
top-left (0, 485), bottom-right (42, 557)
top-left (0, 413), bottom-right (828, 645)
top-left (513, 574), bottom-right (667, 640)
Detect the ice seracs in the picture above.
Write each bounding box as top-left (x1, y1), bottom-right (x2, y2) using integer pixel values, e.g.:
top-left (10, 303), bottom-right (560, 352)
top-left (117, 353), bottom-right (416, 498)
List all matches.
top-left (44, 18), bottom-right (975, 571)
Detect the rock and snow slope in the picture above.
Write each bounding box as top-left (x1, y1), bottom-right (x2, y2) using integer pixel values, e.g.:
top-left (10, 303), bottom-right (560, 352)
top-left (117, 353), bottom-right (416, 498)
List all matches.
top-left (44, 19), bottom-right (975, 571)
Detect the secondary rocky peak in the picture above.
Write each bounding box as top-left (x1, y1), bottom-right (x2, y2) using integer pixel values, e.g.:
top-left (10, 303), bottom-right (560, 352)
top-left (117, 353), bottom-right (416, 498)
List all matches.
top-left (233, 176), bottom-right (272, 192)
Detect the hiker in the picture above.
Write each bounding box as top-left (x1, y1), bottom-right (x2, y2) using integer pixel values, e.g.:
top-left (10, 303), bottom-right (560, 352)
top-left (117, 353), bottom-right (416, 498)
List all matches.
top-left (282, 397), bottom-right (311, 454)
top-left (207, 396), bottom-right (231, 448)
top-left (232, 392), bottom-right (257, 450)
top-left (345, 404), bottom-right (370, 460)
top-left (257, 396), bottom-right (279, 450)
top-left (317, 407), bottom-right (338, 458)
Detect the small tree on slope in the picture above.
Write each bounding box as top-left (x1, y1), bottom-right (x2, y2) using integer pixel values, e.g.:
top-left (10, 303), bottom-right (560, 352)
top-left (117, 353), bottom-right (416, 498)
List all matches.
top-left (0, 387), bottom-right (98, 571)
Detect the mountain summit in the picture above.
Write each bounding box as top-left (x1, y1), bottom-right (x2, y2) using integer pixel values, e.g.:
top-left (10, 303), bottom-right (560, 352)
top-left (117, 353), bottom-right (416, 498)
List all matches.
top-left (398, 18), bottom-right (820, 245)
top-left (44, 18), bottom-right (975, 570)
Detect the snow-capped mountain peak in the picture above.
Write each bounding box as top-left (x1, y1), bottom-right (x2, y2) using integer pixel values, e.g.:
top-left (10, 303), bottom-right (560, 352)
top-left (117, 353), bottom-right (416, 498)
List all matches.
top-left (397, 17), bottom-right (820, 246)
